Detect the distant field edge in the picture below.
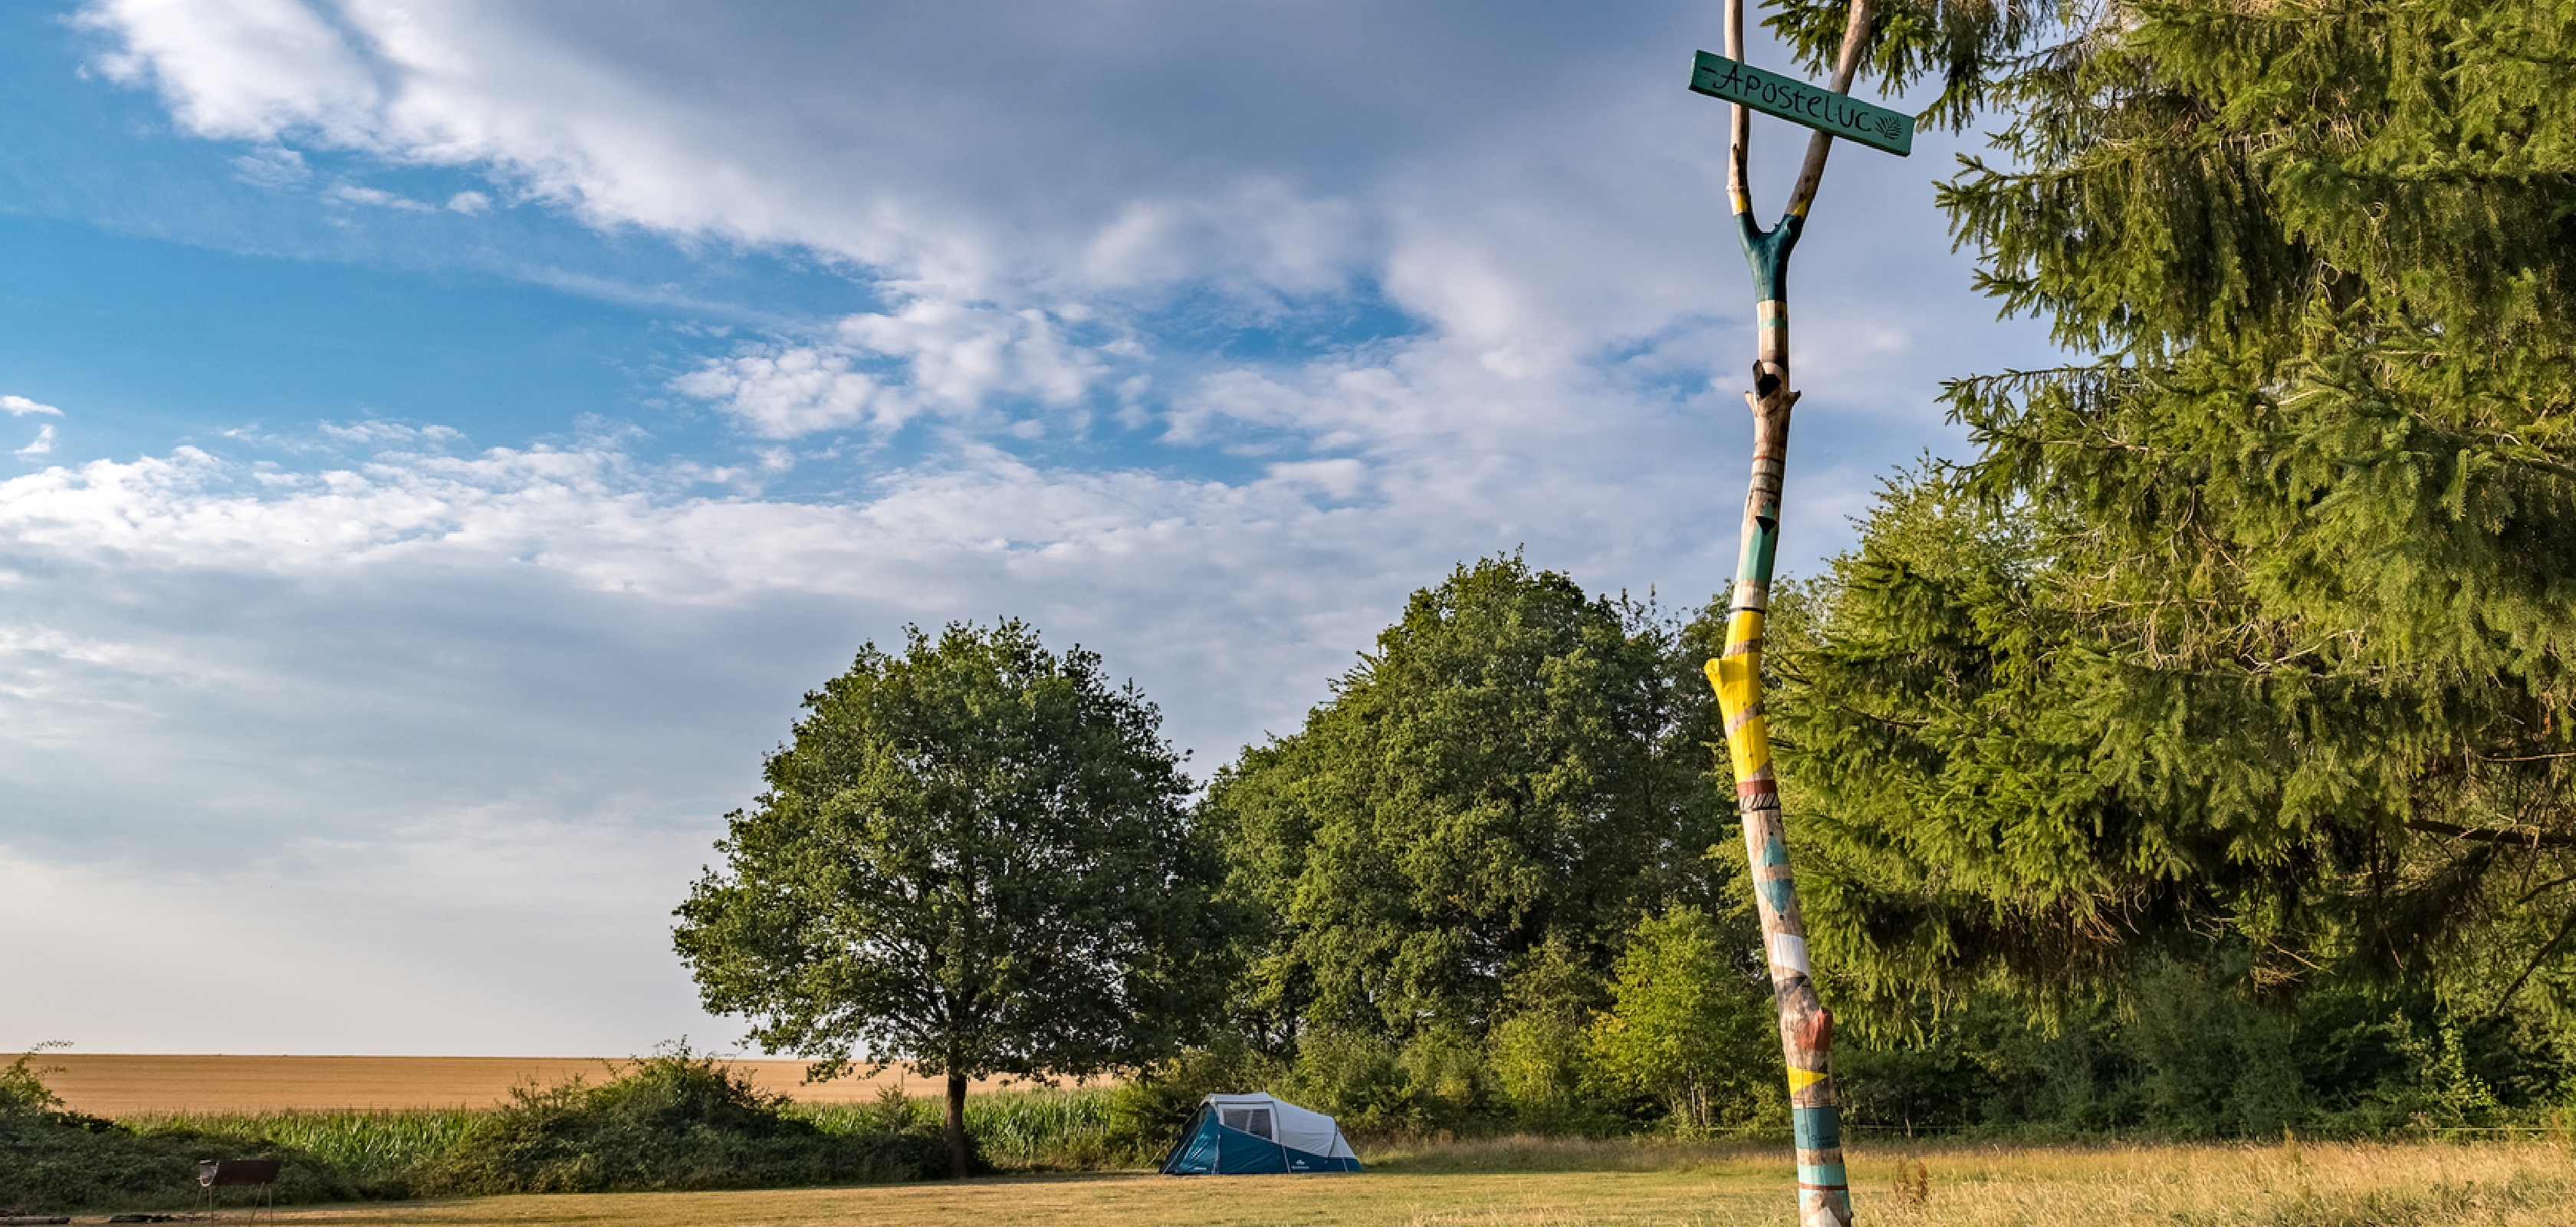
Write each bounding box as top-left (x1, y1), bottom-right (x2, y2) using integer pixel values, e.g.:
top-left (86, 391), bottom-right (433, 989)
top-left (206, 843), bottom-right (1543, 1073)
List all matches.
top-left (26, 1054), bottom-right (1107, 1117)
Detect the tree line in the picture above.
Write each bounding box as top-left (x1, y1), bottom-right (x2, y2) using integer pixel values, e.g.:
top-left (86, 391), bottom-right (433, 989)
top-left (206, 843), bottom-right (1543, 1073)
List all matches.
top-left (676, 0), bottom-right (2576, 1176)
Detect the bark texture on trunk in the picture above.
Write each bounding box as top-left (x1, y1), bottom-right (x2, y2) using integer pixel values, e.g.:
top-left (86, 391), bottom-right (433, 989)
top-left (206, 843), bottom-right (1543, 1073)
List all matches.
top-left (1703, 2), bottom-right (1878, 1224)
top-left (945, 1071), bottom-right (969, 1179)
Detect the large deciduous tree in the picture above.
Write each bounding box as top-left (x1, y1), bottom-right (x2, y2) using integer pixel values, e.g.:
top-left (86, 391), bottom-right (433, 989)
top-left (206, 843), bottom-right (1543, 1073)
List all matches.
top-left (672, 620), bottom-right (1239, 1177)
top-left (1208, 555), bottom-right (1729, 1043)
top-left (1759, 0), bottom-right (2576, 1015)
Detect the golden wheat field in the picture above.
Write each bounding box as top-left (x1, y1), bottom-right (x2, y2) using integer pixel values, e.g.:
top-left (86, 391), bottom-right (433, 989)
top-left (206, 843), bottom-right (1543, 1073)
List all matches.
top-left (38, 1054), bottom-right (1043, 1115)
top-left (227, 1138), bottom-right (2574, 1227)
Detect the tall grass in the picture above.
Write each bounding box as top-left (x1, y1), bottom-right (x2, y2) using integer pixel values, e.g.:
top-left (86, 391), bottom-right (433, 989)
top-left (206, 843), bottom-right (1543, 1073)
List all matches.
top-left (123, 1110), bottom-right (485, 1189)
top-left (1864, 1140), bottom-right (2576, 1227)
top-left (799, 1086), bottom-right (1124, 1170)
top-left (964, 1087), bottom-right (1118, 1166)
top-left (113, 1087), bottom-right (1132, 1187)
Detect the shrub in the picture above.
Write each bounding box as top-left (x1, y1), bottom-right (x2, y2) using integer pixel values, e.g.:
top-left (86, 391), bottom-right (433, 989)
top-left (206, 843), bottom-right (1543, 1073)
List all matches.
top-left (1588, 907), bottom-right (1778, 1135)
top-left (1488, 1010), bottom-right (1604, 1133)
top-left (408, 1048), bottom-right (953, 1194)
top-left (0, 1051), bottom-right (353, 1214)
top-left (1280, 1029), bottom-right (1421, 1135)
top-left (1397, 1024), bottom-right (1492, 1128)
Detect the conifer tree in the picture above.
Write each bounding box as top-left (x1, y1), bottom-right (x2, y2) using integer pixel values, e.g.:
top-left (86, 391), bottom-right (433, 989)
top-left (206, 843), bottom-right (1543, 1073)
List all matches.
top-left (1760, 0), bottom-right (2576, 1014)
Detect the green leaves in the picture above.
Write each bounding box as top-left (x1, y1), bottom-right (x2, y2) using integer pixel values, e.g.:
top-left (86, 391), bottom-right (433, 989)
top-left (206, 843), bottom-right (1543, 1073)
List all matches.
top-left (1208, 556), bottom-right (1730, 1040)
top-left (672, 620), bottom-right (1240, 1088)
top-left (1762, 0), bottom-right (2576, 1018)
top-left (1587, 907), bottom-right (1779, 1133)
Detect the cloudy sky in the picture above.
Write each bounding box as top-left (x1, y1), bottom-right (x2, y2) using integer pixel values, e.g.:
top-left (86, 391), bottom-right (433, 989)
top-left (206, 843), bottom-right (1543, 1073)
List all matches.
top-left (0, 1), bottom-right (2055, 1057)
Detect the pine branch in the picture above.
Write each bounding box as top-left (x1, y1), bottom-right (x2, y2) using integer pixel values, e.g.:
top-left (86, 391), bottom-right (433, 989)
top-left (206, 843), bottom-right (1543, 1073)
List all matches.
top-left (2515, 870), bottom-right (2576, 906)
top-left (2406, 819), bottom-right (2576, 850)
top-left (2486, 906), bottom-right (2576, 1018)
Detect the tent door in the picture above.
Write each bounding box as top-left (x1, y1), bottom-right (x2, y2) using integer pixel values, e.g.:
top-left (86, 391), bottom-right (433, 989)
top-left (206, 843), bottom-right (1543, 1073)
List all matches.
top-left (1158, 1106), bottom-right (1210, 1174)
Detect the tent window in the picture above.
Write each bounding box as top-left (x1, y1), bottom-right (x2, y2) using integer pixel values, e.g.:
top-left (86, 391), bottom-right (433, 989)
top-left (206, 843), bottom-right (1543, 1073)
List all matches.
top-left (1221, 1107), bottom-right (1273, 1140)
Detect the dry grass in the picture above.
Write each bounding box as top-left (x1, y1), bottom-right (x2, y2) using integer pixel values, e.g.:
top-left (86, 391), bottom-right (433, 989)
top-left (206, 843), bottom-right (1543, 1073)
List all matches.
top-left (239, 1138), bottom-right (2571, 1227)
top-left (225, 1171), bottom-right (1771, 1227)
top-left (1366, 1135), bottom-right (1788, 1174)
top-left (1860, 1139), bottom-right (2575, 1227)
top-left (39, 1054), bottom-right (1057, 1115)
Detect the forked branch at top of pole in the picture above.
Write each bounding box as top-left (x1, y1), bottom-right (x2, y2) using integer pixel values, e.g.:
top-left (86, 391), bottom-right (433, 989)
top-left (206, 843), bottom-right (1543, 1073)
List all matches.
top-left (1725, 0), bottom-right (1881, 314)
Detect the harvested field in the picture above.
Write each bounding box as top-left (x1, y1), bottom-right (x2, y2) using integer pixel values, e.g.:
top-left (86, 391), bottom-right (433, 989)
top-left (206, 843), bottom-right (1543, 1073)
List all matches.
top-left (38, 1054), bottom-right (1056, 1116)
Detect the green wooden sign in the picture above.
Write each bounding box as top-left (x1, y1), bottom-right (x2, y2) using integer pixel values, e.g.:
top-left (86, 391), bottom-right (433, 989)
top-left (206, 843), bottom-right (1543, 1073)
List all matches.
top-left (1689, 51), bottom-right (1914, 157)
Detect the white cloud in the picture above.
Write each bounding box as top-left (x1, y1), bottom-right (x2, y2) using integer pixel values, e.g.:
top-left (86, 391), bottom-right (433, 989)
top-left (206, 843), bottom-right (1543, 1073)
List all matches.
top-left (1080, 180), bottom-right (1365, 295)
top-left (16, 425), bottom-right (58, 458)
top-left (314, 419), bottom-right (462, 446)
top-left (71, 1), bottom-right (1733, 331)
top-left (84, 0), bottom-right (385, 145)
top-left (3, 395), bottom-right (64, 416)
top-left (74, 1), bottom-right (2060, 422)
top-left (677, 297), bottom-right (1112, 439)
top-left (325, 181), bottom-right (435, 211)
top-left (445, 189), bottom-right (490, 214)
top-left (836, 299), bottom-right (1104, 413)
top-left (229, 143), bottom-right (308, 188)
top-left (675, 347), bottom-right (885, 439)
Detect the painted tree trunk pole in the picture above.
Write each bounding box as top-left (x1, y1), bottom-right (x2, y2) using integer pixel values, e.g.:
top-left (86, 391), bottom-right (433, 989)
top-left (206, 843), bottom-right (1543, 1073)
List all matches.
top-left (1700, 2), bottom-right (1876, 1225)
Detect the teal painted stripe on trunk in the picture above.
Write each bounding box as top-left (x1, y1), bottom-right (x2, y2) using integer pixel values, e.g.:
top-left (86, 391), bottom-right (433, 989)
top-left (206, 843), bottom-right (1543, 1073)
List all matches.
top-left (1736, 520), bottom-right (1776, 581)
top-left (1792, 1104), bottom-right (1841, 1150)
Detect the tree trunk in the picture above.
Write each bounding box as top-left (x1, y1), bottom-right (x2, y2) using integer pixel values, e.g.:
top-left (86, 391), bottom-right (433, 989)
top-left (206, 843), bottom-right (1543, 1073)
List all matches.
top-left (944, 1071), bottom-right (969, 1179)
top-left (1710, 318), bottom-right (1849, 1227)
top-left (1704, 2), bottom-right (1877, 1223)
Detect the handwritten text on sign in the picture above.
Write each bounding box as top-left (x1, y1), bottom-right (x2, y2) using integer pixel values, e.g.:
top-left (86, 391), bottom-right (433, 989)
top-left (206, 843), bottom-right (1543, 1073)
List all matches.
top-left (1688, 52), bottom-right (1914, 157)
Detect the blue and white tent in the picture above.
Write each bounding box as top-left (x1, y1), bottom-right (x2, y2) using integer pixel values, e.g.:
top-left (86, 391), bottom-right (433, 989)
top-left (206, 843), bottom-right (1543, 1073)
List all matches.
top-left (1158, 1093), bottom-right (1362, 1175)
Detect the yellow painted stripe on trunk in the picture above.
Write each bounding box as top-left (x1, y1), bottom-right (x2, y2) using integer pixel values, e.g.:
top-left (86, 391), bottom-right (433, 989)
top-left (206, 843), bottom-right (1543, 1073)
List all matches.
top-left (1708, 610), bottom-right (1770, 781)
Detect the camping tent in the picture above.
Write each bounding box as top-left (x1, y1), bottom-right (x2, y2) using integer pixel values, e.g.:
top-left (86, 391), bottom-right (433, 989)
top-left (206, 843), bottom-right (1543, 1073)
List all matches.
top-left (1158, 1093), bottom-right (1362, 1175)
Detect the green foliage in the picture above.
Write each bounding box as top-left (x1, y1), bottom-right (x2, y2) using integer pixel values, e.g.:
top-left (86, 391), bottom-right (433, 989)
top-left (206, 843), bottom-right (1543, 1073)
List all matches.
top-left (409, 1048), bottom-right (948, 1195)
top-left (948, 1087), bottom-right (1116, 1169)
top-left (674, 619), bottom-right (1243, 1173)
top-left (0, 1050), bottom-right (66, 1117)
top-left (2124, 962), bottom-right (2312, 1137)
top-left (1487, 1011), bottom-right (1597, 1133)
top-left (1397, 1024), bottom-right (1495, 1126)
top-left (1276, 1030), bottom-right (1421, 1134)
top-left (123, 1110), bottom-right (480, 1192)
top-left (1763, 0), bottom-right (2067, 133)
top-left (1753, 0), bottom-right (2576, 1027)
top-left (1585, 908), bottom-right (1779, 1135)
top-left (806, 1086), bottom-right (1118, 1169)
top-left (0, 1051), bottom-right (355, 1214)
top-left (1209, 554), bottom-right (1730, 1042)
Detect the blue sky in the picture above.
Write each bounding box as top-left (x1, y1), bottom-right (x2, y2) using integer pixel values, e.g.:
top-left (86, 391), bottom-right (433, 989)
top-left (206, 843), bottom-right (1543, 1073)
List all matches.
top-left (0, 1), bottom-right (2056, 1056)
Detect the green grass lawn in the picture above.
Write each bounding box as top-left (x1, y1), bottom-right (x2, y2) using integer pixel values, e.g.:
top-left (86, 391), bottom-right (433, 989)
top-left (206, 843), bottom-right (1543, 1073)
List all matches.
top-left (246, 1138), bottom-right (2573, 1227)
